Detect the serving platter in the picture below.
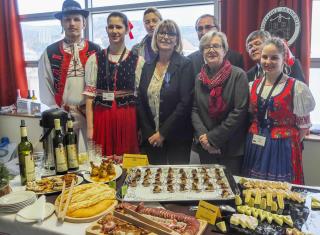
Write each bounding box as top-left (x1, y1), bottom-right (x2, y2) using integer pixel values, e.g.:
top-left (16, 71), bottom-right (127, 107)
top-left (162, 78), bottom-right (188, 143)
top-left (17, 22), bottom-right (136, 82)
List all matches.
top-left (26, 175), bottom-right (83, 195)
top-left (54, 199), bottom-right (117, 223)
top-left (83, 164), bottom-right (123, 183)
top-left (119, 164), bottom-right (239, 202)
top-left (54, 183), bottom-right (117, 223)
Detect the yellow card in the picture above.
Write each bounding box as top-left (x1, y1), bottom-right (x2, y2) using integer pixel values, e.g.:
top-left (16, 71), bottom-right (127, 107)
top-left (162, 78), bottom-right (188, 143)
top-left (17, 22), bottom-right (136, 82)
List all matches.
top-left (195, 200), bottom-right (221, 225)
top-left (122, 154), bottom-right (149, 169)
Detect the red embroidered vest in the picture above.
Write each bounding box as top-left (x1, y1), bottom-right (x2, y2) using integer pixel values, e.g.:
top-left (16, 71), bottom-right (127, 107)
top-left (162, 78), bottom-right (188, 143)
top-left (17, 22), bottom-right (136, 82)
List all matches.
top-left (46, 40), bottom-right (100, 106)
top-left (249, 77), bottom-right (299, 139)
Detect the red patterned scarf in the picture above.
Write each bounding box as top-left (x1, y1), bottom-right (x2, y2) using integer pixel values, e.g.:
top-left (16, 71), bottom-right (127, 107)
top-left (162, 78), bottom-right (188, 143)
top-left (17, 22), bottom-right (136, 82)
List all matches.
top-left (198, 59), bottom-right (232, 118)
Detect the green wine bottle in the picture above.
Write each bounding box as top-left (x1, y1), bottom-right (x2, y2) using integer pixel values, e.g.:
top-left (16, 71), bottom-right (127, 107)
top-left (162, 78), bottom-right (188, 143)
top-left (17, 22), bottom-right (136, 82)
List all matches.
top-left (53, 118), bottom-right (68, 175)
top-left (18, 120), bottom-right (35, 185)
top-left (65, 118), bottom-right (79, 171)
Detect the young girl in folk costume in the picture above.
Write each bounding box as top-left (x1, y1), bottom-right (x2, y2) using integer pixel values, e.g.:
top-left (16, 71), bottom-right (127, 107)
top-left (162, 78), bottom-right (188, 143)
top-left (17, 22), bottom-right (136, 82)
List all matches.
top-left (243, 37), bottom-right (315, 184)
top-left (84, 12), bottom-right (144, 161)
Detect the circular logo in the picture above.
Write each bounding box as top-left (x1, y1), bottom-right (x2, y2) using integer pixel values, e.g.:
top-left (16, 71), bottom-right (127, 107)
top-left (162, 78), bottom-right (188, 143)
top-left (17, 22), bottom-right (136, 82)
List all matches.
top-left (261, 7), bottom-right (301, 46)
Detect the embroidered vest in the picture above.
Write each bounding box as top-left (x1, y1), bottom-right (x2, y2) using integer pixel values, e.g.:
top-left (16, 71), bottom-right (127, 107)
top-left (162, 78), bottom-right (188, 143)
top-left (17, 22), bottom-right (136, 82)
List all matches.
top-left (47, 40), bottom-right (100, 106)
top-left (249, 77), bottom-right (298, 138)
top-left (93, 49), bottom-right (138, 108)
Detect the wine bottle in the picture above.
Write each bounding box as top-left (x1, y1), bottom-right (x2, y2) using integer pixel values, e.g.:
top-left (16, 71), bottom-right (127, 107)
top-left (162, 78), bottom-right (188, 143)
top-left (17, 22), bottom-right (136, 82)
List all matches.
top-left (65, 118), bottom-right (79, 171)
top-left (27, 90), bottom-right (32, 99)
top-left (18, 120), bottom-right (35, 185)
top-left (31, 90), bottom-right (37, 100)
top-left (53, 118), bottom-right (68, 175)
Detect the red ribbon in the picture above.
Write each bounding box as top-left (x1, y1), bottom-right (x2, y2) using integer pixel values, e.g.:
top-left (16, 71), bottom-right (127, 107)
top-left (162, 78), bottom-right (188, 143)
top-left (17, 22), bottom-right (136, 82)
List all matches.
top-left (128, 21), bottom-right (134, 40)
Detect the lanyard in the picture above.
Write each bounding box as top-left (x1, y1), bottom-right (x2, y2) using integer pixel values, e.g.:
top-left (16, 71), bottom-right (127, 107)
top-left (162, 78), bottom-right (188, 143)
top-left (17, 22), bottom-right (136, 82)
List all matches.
top-left (106, 47), bottom-right (127, 91)
top-left (257, 72), bottom-right (283, 121)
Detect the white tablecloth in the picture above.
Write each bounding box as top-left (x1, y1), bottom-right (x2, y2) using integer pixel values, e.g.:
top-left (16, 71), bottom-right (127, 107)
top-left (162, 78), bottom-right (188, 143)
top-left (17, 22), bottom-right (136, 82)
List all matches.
top-left (1, 176), bottom-right (320, 235)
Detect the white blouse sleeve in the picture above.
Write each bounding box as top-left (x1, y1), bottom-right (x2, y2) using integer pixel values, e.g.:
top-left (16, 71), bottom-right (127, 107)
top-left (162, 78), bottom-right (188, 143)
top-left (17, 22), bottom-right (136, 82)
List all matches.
top-left (293, 80), bottom-right (316, 128)
top-left (135, 56), bottom-right (145, 91)
top-left (83, 53), bottom-right (98, 97)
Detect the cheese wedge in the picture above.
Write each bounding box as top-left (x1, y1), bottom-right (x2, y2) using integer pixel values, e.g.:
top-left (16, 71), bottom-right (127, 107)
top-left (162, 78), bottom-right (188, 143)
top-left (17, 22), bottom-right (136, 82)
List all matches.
top-left (273, 214), bottom-right (283, 226)
top-left (216, 221), bottom-right (227, 233)
top-left (311, 197), bottom-right (320, 203)
top-left (271, 201), bottom-right (278, 213)
top-left (260, 198), bottom-right (267, 210)
top-left (235, 194), bottom-right (242, 206)
top-left (248, 197), bottom-right (255, 208)
top-left (245, 190), bottom-right (252, 204)
top-left (277, 193), bottom-right (284, 213)
top-left (282, 215), bottom-right (293, 227)
top-left (311, 201), bottom-right (320, 209)
top-left (254, 190), bottom-right (261, 208)
top-left (266, 192), bottom-right (273, 210)
top-left (266, 212), bottom-right (273, 224)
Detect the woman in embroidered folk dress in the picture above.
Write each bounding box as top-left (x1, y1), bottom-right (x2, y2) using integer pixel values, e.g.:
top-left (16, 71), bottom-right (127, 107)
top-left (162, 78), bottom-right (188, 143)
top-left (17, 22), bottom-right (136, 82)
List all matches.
top-left (242, 37), bottom-right (315, 184)
top-left (84, 12), bottom-right (144, 160)
top-left (191, 31), bottom-right (249, 175)
top-left (137, 20), bottom-right (194, 164)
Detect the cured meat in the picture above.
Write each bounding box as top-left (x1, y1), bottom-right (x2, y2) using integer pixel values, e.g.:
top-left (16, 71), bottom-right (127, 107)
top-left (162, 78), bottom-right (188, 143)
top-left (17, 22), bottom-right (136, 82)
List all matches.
top-left (117, 202), bottom-right (200, 235)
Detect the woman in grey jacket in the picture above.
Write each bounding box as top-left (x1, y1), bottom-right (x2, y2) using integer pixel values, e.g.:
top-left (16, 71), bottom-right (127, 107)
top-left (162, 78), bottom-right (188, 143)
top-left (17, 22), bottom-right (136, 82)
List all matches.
top-left (192, 31), bottom-right (249, 175)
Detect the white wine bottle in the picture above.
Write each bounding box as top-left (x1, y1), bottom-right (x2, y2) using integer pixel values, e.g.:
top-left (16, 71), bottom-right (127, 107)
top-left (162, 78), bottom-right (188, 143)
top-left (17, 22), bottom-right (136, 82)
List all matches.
top-left (65, 118), bottom-right (79, 171)
top-left (18, 120), bottom-right (35, 185)
top-left (53, 118), bottom-right (68, 175)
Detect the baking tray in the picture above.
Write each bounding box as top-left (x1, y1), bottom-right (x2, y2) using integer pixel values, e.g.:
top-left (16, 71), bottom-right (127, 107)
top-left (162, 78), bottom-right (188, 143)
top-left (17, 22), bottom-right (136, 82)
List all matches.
top-left (117, 164), bottom-right (240, 202)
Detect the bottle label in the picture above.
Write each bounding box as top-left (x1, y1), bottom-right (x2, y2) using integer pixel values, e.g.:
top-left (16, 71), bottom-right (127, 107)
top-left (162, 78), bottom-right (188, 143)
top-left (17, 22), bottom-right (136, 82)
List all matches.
top-left (20, 127), bottom-right (27, 137)
top-left (67, 144), bottom-right (79, 168)
top-left (25, 152), bottom-right (35, 182)
top-left (55, 144), bottom-right (68, 172)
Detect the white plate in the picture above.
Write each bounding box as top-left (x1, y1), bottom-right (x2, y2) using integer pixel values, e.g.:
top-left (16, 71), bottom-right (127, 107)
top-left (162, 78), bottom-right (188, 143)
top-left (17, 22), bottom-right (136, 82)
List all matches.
top-left (0, 191), bottom-right (36, 206)
top-left (83, 165), bottom-right (122, 183)
top-left (16, 203), bottom-right (55, 223)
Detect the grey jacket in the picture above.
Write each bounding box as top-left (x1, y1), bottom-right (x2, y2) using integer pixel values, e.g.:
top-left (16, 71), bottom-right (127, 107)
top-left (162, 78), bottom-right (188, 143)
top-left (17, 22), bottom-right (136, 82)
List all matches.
top-left (192, 66), bottom-right (249, 157)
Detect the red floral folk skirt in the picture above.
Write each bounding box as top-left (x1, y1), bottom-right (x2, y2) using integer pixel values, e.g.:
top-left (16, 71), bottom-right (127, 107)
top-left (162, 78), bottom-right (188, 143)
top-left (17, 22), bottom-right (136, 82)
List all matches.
top-left (93, 101), bottom-right (139, 157)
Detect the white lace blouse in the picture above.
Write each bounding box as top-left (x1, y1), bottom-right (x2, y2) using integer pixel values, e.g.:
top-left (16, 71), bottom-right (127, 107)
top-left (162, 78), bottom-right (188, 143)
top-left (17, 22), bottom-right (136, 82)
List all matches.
top-left (83, 51), bottom-right (144, 97)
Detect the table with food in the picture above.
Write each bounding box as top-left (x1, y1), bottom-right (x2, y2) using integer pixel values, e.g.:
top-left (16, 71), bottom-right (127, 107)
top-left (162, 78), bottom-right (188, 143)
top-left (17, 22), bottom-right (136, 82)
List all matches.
top-left (1, 160), bottom-right (320, 235)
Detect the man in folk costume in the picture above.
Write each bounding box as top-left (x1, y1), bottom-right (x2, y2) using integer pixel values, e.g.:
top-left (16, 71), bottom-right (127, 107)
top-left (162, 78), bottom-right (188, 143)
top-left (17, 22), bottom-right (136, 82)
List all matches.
top-left (38, 0), bottom-right (101, 148)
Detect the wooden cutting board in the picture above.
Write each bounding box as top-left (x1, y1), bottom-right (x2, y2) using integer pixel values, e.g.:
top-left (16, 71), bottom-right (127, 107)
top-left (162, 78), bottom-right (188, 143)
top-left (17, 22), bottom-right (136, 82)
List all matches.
top-left (86, 217), bottom-right (207, 235)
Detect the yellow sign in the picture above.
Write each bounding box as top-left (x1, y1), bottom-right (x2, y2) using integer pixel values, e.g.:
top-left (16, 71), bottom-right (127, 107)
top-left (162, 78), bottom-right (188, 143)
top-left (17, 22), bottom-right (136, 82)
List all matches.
top-left (122, 154), bottom-right (149, 169)
top-left (195, 200), bottom-right (221, 225)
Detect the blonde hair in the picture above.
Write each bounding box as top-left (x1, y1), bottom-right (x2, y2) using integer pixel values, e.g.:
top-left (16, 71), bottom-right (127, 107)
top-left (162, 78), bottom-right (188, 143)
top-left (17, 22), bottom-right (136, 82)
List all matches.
top-left (151, 19), bottom-right (183, 54)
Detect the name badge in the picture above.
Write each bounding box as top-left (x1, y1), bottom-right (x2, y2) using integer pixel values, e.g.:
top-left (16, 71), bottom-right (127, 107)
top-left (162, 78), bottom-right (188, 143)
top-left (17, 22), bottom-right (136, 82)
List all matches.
top-left (102, 92), bottom-right (115, 101)
top-left (252, 134), bottom-right (266, 147)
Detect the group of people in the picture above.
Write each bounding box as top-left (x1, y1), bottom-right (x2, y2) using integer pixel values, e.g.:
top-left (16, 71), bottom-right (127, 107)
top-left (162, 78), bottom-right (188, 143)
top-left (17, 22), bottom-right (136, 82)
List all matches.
top-left (38, 0), bottom-right (315, 184)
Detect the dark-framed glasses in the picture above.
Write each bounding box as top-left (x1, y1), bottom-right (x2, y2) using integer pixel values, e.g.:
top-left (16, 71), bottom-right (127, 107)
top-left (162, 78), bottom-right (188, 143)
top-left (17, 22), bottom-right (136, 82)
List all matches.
top-left (157, 31), bottom-right (177, 38)
top-left (196, 25), bottom-right (217, 32)
top-left (204, 44), bottom-right (223, 50)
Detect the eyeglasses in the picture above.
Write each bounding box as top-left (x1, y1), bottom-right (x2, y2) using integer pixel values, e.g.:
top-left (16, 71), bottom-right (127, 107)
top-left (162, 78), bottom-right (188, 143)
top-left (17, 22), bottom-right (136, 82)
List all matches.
top-left (157, 31), bottom-right (177, 38)
top-left (196, 25), bottom-right (217, 32)
top-left (203, 44), bottom-right (223, 51)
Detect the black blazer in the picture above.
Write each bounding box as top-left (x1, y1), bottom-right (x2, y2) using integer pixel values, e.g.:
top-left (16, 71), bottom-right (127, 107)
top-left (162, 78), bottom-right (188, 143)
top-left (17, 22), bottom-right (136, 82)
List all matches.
top-left (137, 51), bottom-right (194, 143)
top-left (188, 49), bottom-right (244, 76)
top-left (247, 59), bottom-right (305, 83)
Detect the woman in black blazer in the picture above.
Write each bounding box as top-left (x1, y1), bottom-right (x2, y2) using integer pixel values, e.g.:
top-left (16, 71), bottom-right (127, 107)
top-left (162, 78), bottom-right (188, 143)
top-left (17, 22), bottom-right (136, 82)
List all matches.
top-left (137, 20), bottom-right (194, 165)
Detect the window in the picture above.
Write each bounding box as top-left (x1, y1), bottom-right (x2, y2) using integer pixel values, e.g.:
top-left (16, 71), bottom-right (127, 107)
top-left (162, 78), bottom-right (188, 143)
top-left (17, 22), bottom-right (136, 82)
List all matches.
top-left (19, 0), bottom-right (216, 102)
top-left (310, 0), bottom-right (320, 125)
top-left (17, 0), bottom-right (84, 15)
top-left (92, 5), bottom-right (214, 54)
